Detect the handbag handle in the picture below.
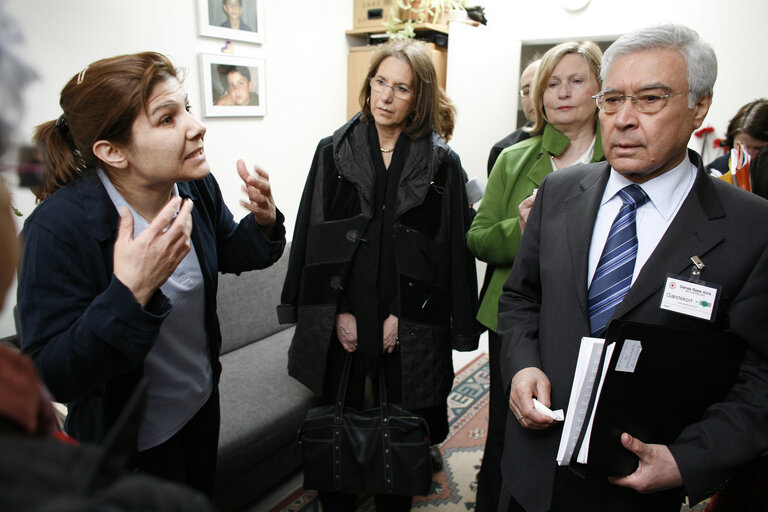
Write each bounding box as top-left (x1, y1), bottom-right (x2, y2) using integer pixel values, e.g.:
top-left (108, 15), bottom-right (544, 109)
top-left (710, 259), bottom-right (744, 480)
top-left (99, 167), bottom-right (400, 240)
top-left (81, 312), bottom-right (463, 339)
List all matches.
top-left (378, 368), bottom-right (390, 420)
top-left (333, 353), bottom-right (354, 423)
top-left (333, 353), bottom-right (392, 423)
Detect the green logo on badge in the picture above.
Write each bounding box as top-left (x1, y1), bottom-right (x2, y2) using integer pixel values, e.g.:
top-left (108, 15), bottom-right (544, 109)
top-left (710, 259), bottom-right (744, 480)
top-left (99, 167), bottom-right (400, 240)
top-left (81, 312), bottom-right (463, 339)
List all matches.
top-left (700, 301), bottom-right (709, 307)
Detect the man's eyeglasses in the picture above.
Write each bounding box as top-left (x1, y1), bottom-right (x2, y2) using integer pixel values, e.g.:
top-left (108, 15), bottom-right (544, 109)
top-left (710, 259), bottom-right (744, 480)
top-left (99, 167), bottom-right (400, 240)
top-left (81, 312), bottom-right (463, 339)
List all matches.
top-left (519, 86), bottom-right (531, 98)
top-left (592, 90), bottom-right (690, 114)
top-left (370, 76), bottom-right (413, 100)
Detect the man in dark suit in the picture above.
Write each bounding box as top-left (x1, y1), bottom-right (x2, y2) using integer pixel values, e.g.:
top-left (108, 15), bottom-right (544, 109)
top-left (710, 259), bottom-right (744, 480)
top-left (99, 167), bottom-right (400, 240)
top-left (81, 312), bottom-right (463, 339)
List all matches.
top-left (497, 24), bottom-right (768, 512)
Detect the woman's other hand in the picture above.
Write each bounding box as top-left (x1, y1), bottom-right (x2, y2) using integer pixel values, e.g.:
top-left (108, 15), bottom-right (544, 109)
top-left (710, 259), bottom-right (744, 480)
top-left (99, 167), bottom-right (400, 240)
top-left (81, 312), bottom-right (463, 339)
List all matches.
top-left (518, 190), bottom-right (537, 235)
top-left (382, 314), bottom-right (398, 354)
top-left (336, 313), bottom-right (358, 353)
top-left (237, 159), bottom-right (276, 236)
top-left (113, 197), bottom-right (193, 307)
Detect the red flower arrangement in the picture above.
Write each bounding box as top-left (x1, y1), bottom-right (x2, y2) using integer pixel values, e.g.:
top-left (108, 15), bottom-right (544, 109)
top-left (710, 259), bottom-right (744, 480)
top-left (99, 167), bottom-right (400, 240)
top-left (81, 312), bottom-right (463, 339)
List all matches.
top-left (693, 126), bottom-right (716, 159)
top-left (713, 138), bottom-right (728, 154)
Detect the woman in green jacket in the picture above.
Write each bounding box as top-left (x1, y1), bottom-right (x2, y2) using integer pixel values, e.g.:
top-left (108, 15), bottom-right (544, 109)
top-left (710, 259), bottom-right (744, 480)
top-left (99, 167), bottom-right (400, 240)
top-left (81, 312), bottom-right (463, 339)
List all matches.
top-left (468, 40), bottom-right (604, 512)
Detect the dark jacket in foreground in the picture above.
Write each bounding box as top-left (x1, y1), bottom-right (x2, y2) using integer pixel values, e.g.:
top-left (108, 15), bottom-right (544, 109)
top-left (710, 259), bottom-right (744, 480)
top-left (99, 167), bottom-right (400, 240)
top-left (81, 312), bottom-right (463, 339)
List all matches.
top-left (498, 150), bottom-right (768, 512)
top-left (278, 113), bottom-right (480, 409)
top-left (18, 169), bottom-right (285, 445)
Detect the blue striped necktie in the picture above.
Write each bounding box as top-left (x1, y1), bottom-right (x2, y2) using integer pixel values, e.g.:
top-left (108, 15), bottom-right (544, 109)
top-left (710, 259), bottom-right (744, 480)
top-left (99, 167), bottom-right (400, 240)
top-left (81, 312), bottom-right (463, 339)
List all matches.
top-left (588, 184), bottom-right (649, 336)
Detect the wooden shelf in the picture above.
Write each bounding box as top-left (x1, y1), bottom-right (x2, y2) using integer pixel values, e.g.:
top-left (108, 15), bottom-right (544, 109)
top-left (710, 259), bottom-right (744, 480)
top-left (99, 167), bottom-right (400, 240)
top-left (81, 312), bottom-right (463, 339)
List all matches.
top-left (345, 22), bottom-right (450, 36)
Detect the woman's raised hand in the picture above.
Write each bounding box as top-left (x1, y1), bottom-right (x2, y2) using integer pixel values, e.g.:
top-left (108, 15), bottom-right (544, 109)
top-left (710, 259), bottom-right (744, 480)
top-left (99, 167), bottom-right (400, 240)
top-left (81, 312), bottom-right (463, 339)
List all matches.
top-left (237, 160), bottom-right (276, 236)
top-left (113, 197), bottom-right (194, 307)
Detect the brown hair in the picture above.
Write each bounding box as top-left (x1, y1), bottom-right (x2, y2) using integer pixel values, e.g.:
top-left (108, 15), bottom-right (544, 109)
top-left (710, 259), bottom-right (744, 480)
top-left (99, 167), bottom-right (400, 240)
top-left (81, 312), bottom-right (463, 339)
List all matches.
top-left (720, 98), bottom-right (768, 149)
top-left (33, 52), bottom-right (180, 200)
top-left (359, 39), bottom-right (455, 141)
top-left (528, 41), bottom-right (602, 136)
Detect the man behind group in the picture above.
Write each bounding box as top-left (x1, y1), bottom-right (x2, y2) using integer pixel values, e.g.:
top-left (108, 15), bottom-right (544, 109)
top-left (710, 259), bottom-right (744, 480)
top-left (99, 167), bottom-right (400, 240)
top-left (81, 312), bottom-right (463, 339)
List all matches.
top-left (498, 24), bottom-right (768, 512)
top-left (486, 57), bottom-right (541, 175)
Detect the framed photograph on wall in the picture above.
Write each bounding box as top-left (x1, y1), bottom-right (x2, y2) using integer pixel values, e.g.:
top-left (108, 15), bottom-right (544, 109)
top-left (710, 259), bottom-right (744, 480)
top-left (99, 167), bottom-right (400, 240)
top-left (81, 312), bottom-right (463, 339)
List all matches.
top-left (200, 54), bottom-right (266, 117)
top-left (197, 0), bottom-right (264, 44)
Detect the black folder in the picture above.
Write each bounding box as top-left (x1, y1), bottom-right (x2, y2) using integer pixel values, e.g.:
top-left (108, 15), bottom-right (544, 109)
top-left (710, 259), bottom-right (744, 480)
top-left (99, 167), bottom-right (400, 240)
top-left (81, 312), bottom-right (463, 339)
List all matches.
top-left (576, 320), bottom-right (745, 478)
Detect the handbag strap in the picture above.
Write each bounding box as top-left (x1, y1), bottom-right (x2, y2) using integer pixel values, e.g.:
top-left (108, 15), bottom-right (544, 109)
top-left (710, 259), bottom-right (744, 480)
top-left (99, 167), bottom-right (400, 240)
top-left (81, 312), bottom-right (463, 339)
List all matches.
top-left (378, 368), bottom-right (390, 419)
top-left (334, 353), bottom-right (354, 423)
top-left (335, 353), bottom-right (394, 421)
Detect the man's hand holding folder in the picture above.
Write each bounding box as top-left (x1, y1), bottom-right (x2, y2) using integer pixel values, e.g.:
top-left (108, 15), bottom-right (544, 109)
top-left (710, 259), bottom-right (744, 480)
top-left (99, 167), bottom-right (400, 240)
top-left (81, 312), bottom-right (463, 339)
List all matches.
top-left (608, 434), bottom-right (683, 493)
top-left (555, 320), bottom-right (745, 492)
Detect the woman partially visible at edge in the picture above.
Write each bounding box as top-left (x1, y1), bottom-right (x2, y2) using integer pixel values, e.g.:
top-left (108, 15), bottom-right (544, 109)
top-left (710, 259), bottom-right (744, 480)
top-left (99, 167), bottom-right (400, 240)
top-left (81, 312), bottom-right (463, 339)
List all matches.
top-left (467, 41), bottom-right (604, 512)
top-left (17, 51), bottom-right (285, 495)
top-left (278, 39), bottom-right (480, 511)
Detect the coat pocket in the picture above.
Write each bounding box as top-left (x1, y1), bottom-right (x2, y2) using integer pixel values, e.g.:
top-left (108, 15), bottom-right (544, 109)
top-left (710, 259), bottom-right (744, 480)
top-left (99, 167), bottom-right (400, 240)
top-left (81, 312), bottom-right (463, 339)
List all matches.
top-left (394, 224), bottom-right (448, 283)
top-left (399, 274), bottom-right (450, 325)
top-left (287, 304), bottom-right (337, 395)
top-left (398, 319), bottom-right (453, 409)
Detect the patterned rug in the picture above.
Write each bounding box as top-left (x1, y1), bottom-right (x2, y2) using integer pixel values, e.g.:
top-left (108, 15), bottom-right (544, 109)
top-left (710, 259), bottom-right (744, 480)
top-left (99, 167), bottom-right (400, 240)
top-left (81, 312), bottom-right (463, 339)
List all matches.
top-left (268, 353), bottom-right (710, 512)
top-left (269, 353), bottom-right (490, 512)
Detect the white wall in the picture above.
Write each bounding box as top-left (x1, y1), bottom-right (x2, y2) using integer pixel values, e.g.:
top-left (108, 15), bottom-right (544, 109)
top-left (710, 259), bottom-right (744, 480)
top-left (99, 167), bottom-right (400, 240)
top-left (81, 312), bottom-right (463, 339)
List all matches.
top-left (450, 0), bottom-right (768, 184)
top-left (1, 0), bottom-right (352, 336)
top-left (2, 0), bottom-right (765, 337)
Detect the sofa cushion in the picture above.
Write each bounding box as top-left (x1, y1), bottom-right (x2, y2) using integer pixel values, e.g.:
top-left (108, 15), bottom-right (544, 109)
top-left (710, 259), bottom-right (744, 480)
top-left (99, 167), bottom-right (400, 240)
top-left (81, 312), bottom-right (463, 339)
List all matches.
top-left (216, 325), bottom-right (321, 483)
top-left (217, 243), bottom-right (292, 356)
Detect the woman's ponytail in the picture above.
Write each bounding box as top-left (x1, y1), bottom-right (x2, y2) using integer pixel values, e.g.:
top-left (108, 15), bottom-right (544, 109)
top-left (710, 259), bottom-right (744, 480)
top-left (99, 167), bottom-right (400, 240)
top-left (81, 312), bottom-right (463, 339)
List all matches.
top-left (33, 116), bottom-right (85, 201)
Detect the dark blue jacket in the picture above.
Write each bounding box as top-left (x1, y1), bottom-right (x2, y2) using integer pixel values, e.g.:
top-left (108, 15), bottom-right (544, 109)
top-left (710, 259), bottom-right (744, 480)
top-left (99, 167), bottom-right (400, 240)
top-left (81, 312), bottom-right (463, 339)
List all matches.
top-left (18, 169), bottom-right (285, 444)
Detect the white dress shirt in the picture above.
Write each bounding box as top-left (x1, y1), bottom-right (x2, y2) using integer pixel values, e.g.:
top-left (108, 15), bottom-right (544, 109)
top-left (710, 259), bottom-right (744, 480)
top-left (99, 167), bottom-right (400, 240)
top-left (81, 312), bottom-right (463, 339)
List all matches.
top-left (587, 156), bottom-right (698, 289)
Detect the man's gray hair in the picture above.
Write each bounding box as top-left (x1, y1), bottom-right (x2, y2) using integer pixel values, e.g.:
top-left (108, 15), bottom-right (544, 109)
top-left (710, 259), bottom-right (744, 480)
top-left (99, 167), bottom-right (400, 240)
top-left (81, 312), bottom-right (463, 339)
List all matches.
top-left (601, 24), bottom-right (717, 108)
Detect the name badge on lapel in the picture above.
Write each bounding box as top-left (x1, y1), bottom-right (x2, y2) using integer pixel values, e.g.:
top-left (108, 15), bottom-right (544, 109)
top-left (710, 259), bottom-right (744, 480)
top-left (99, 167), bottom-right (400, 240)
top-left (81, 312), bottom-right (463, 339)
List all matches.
top-left (659, 256), bottom-right (720, 322)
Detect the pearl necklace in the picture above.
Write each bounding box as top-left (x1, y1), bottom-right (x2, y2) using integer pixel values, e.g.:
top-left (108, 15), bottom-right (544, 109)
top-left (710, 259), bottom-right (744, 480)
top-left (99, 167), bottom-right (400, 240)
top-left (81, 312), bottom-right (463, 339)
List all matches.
top-left (380, 147), bottom-right (394, 153)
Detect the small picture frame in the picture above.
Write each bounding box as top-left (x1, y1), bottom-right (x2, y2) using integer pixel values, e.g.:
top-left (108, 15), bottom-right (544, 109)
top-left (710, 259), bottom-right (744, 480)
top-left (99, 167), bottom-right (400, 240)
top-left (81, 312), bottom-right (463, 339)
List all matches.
top-left (197, 0), bottom-right (264, 44)
top-left (200, 54), bottom-right (266, 117)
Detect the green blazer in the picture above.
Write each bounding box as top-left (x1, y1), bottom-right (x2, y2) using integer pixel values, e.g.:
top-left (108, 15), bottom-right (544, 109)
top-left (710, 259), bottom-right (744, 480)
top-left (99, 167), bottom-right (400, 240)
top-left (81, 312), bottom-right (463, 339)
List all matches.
top-left (467, 122), bottom-right (604, 331)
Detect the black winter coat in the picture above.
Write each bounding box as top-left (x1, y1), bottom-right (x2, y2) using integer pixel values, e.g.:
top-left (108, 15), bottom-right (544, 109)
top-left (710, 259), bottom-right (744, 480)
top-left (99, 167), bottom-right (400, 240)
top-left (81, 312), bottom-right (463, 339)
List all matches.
top-left (278, 114), bottom-right (480, 409)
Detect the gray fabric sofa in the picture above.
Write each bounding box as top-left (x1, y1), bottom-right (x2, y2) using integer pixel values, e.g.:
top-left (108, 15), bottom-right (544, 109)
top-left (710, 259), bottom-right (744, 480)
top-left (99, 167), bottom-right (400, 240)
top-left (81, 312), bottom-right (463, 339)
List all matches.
top-left (213, 245), bottom-right (321, 511)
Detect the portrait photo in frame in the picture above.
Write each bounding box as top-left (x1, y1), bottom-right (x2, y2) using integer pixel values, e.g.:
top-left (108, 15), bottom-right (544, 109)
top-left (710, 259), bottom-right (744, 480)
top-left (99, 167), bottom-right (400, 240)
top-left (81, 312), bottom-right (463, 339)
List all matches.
top-left (197, 0), bottom-right (263, 44)
top-left (200, 54), bottom-right (266, 117)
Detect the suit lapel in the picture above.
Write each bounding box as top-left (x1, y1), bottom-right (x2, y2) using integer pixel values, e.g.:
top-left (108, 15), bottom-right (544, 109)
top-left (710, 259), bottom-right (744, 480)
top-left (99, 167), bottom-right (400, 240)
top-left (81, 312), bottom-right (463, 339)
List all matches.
top-left (615, 155), bottom-right (726, 318)
top-left (565, 164), bottom-right (611, 317)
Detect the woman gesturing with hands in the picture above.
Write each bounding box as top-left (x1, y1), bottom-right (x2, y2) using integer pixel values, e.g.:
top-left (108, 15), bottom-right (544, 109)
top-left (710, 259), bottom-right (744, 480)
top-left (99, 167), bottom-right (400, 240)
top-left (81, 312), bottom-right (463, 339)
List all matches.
top-left (113, 197), bottom-right (194, 307)
top-left (237, 160), bottom-right (276, 235)
top-left (18, 52), bottom-right (285, 496)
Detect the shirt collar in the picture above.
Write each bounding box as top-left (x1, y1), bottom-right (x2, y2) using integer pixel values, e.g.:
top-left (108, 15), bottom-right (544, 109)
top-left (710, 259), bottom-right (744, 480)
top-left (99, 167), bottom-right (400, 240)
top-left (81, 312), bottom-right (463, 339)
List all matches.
top-left (96, 168), bottom-right (180, 225)
top-left (603, 155), bottom-right (697, 221)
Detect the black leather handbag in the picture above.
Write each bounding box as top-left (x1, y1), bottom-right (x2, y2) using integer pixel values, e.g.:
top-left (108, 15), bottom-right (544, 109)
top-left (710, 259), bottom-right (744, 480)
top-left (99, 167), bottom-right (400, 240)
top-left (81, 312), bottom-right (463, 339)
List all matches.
top-left (298, 354), bottom-right (432, 496)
